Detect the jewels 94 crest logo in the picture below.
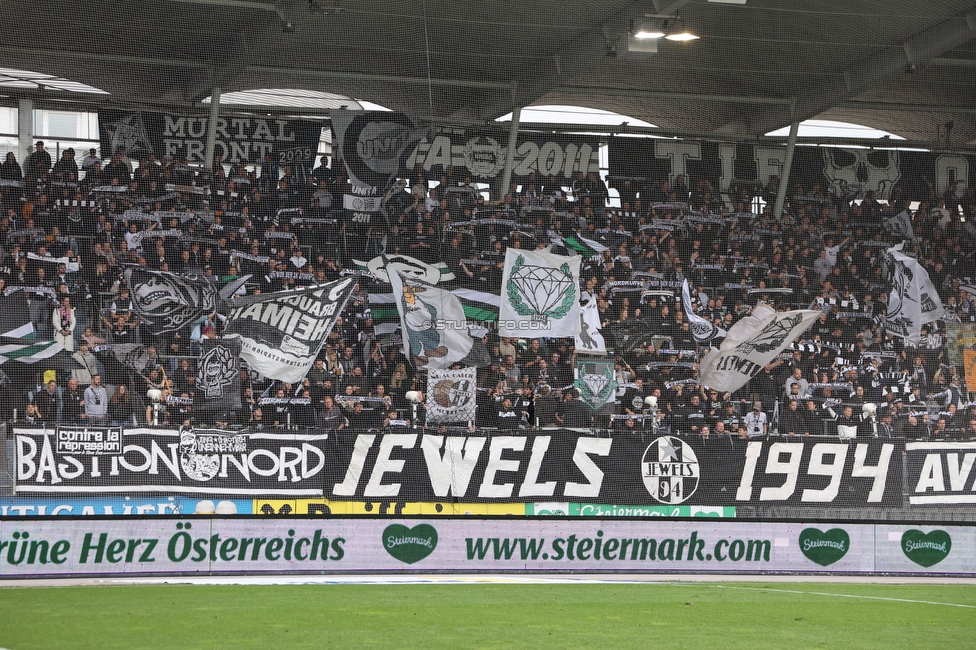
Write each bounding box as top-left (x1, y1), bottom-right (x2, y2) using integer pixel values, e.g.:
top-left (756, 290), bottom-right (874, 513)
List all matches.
top-left (641, 436), bottom-right (700, 504)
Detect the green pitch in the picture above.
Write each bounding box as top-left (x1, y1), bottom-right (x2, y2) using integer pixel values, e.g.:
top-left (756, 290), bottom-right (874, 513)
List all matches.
top-left (1, 582), bottom-right (974, 648)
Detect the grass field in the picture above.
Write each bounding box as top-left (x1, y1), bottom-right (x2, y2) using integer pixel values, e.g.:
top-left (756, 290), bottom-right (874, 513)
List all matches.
top-left (0, 581), bottom-right (974, 649)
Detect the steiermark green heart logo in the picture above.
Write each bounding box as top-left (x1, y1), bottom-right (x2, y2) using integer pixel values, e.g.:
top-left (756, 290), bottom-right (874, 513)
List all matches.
top-left (798, 528), bottom-right (850, 566)
top-left (901, 529), bottom-right (951, 567)
top-left (382, 524), bottom-right (438, 564)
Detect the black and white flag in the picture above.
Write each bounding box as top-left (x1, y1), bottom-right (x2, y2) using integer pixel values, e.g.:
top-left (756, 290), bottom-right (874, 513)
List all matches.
top-left (223, 277), bottom-right (358, 383)
top-left (883, 243), bottom-right (945, 340)
top-left (195, 338), bottom-right (242, 411)
top-left (682, 279), bottom-right (726, 343)
top-left (330, 111), bottom-right (429, 193)
top-left (425, 367), bottom-right (477, 424)
top-left (124, 268), bottom-right (250, 335)
top-left (884, 210), bottom-right (915, 240)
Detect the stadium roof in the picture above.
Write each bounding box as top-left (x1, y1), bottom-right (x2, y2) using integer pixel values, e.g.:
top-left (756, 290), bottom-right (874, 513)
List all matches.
top-left (3, 0), bottom-right (976, 147)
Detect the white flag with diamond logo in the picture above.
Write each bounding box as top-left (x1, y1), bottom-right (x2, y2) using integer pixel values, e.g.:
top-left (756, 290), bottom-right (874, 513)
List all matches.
top-left (574, 358), bottom-right (616, 410)
top-left (499, 248), bottom-right (581, 338)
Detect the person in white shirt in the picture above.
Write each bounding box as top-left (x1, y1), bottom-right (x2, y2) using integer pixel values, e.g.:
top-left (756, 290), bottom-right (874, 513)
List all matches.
top-left (742, 401), bottom-right (768, 438)
top-left (822, 235), bottom-right (851, 268)
top-left (81, 148), bottom-right (101, 171)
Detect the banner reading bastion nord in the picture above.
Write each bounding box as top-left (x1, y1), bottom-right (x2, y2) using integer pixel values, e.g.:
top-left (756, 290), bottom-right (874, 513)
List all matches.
top-left (11, 427), bottom-right (902, 509)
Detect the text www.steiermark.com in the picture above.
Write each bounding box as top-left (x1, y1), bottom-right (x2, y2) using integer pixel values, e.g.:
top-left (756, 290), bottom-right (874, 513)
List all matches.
top-left (465, 531), bottom-right (771, 563)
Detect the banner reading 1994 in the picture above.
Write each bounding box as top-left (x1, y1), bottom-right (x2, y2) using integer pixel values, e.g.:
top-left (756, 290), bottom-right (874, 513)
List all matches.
top-left (12, 427), bottom-right (902, 508)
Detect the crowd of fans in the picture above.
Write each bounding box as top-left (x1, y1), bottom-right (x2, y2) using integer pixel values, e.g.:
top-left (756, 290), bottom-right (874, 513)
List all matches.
top-left (3, 139), bottom-right (976, 440)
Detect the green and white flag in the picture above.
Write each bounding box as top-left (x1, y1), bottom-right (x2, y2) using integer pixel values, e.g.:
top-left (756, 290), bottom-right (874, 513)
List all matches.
top-left (564, 233), bottom-right (608, 258)
top-left (353, 253), bottom-right (455, 284)
top-left (0, 337), bottom-right (64, 364)
top-left (368, 286), bottom-right (499, 334)
top-left (574, 357), bottom-right (616, 410)
top-left (499, 248), bottom-right (581, 338)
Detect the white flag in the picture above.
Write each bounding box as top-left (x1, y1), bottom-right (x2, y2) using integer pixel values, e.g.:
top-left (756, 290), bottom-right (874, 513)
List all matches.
top-left (425, 367), bottom-right (477, 423)
top-left (499, 248), bottom-right (581, 338)
top-left (388, 264), bottom-right (473, 370)
top-left (699, 308), bottom-right (820, 393)
top-left (884, 243), bottom-right (945, 340)
top-left (682, 279), bottom-right (726, 343)
top-left (575, 296), bottom-right (607, 354)
top-left (884, 210), bottom-right (915, 240)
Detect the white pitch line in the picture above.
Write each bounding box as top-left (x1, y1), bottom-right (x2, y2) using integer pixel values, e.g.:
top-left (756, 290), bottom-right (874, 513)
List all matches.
top-left (710, 584), bottom-right (976, 609)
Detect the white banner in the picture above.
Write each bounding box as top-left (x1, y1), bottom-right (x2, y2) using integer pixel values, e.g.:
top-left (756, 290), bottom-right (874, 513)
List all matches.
top-left (682, 279), bottom-right (725, 343)
top-left (425, 367), bottom-right (477, 423)
top-left (884, 210), bottom-right (915, 240)
top-left (499, 248), bottom-right (581, 338)
top-left (884, 243), bottom-right (945, 340)
top-left (574, 296), bottom-right (607, 354)
top-left (699, 308), bottom-right (820, 392)
top-left (342, 194), bottom-right (382, 212)
top-left (223, 278), bottom-right (357, 383)
top-left (389, 265), bottom-right (473, 370)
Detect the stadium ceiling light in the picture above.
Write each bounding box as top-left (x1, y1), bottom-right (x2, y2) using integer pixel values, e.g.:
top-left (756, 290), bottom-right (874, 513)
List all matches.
top-left (630, 19), bottom-right (665, 40)
top-left (664, 17), bottom-right (699, 41)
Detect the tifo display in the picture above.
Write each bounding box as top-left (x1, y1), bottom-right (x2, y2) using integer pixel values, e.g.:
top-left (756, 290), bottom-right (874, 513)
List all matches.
top-left (2, 112), bottom-right (976, 561)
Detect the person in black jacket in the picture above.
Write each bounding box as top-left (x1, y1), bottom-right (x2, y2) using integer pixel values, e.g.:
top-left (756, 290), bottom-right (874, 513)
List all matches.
top-left (1, 152), bottom-right (22, 180)
top-left (24, 141), bottom-right (51, 179)
top-left (780, 398), bottom-right (809, 436)
top-left (558, 389), bottom-right (593, 428)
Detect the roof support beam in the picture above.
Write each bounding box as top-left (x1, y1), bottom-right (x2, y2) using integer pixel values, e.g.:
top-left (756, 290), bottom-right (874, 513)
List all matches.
top-left (748, 6), bottom-right (976, 136)
top-left (836, 101), bottom-right (976, 115)
top-left (458, 1), bottom-right (673, 122)
top-left (557, 84), bottom-right (793, 106)
top-left (246, 65), bottom-right (509, 91)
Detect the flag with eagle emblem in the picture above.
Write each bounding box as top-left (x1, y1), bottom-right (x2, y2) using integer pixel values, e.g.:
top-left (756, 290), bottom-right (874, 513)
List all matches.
top-left (698, 308), bottom-right (820, 393)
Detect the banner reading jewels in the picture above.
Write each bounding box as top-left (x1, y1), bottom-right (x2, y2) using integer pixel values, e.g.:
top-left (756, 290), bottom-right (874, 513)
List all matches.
top-left (0, 519), bottom-right (973, 577)
top-left (98, 109), bottom-right (322, 167)
top-left (12, 427), bottom-right (902, 508)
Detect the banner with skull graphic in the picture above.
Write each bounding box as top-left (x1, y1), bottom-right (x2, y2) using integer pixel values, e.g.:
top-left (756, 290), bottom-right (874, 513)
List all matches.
top-left (425, 367), bottom-right (477, 423)
top-left (574, 358), bottom-right (617, 411)
top-left (608, 139), bottom-right (974, 202)
top-left (195, 338), bottom-right (242, 411)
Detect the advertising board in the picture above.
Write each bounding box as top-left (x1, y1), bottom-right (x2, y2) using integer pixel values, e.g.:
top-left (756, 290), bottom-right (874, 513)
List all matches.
top-left (0, 519), bottom-right (972, 577)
